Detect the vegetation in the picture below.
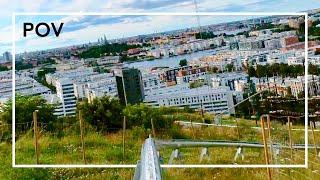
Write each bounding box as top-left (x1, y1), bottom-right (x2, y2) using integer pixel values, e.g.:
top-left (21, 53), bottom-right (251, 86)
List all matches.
top-left (0, 95), bottom-right (56, 135)
top-left (225, 63), bottom-right (235, 72)
top-left (254, 22), bottom-right (275, 30)
top-left (271, 24), bottom-right (295, 33)
top-left (195, 31), bottom-right (217, 39)
top-left (78, 43), bottom-right (142, 60)
top-left (38, 58), bottom-right (56, 65)
top-left (179, 59), bottom-right (188, 67)
top-left (309, 20), bottom-right (320, 36)
top-left (309, 63), bottom-right (320, 75)
top-left (0, 65), bottom-right (9, 71)
top-left (77, 96), bottom-right (124, 131)
top-left (189, 80), bottom-right (205, 89)
top-left (36, 67), bottom-right (56, 92)
top-left (0, 94), bottom-right (317, 179)
top-left (247, 63), bottom-right (304, 78)
top-left (16, 61), bottom-right (33, 70)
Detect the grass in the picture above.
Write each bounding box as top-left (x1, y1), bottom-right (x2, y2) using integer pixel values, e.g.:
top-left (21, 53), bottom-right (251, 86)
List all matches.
top-left (1, 115), bottom-right (320, 179)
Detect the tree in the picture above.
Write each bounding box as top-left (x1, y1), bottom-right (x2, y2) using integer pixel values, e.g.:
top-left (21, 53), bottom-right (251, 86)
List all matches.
top-left (123, 104), bottom-right (173, 132)
top-left (225, 64), bottom-right (234, 72)
top-left (256, 65), bottom-right (267, 78)
top-left (248, 66), bottom-right (256, 77)
top-left (208, 66), bottom-right (218, 73)
top-left (77, 96), bottom-right (123, 131)
top-left (309, 63), bottom-right (318, 75)
top-left (179, 59), bottom-right (188, 67)
top-left (0, 95), bottom-right (56, 134)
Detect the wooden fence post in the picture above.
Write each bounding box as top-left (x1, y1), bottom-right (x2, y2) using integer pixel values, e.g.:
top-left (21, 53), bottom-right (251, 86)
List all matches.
top-left (79, 110), bottom-right (86, 164)
top-left (33, 110), bottom-right (40, 164)
top-left (122, 116), bottom-right (126, 161)
top-left (287, 116), bottom-right (293, 158)
top-left (261, 115), bottom-right (272, 180)
top-left (310, 121), bottom-right (318, 159)
top-left (266, 115), bottom-right (273, 163)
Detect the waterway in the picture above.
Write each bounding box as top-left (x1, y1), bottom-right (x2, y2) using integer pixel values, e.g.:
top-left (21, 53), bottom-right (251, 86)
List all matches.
top-left (124, 49), bottom-right (216, 70)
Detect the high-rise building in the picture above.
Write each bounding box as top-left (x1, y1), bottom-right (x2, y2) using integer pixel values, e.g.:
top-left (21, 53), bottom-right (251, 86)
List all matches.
top-left (56, 78), bottom-right (77, 116)
top-left (115, 68), bottom-right (144, 105)
top-left (3, 51), bottom-right (12, 62)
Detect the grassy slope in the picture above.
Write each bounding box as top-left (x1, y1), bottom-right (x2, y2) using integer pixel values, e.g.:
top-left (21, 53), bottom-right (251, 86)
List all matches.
top-left (1, 117), bottom-right (320, 179)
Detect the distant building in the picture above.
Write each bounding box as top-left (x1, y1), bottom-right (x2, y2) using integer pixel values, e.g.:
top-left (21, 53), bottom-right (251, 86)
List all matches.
top-left (2, 52), bottom-right (12, 62)
top-left (115, 68), bottom-right (144, 105)
top-left (97, 56), bottom-right (120, 65)
top-left (144, 86), bottom-right (236, 114)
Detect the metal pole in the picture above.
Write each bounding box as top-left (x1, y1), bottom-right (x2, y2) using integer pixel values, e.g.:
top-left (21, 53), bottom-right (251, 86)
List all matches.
top-left (261, 115), bottom-right (272, 180)
top-left (79, 110), bottom-right (86, 164)
top-left (33, 110), bottom-right (39, 164)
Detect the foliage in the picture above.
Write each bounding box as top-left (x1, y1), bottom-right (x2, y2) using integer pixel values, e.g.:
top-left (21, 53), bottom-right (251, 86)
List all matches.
top-left (36, 67), bottom-right (56, 92)
top-left (253, 22), bottom-right (275, 30)
top-left (309, 21), bottom-right (320, 37)
top-left (195, 31), bottom-right (217, 39)
top-left (77, 96), bottom-right (124, 131)
top-left (179, 59), bottom-right (188, 67)
top-left (123, 104), bottom-right (174, 132)
top-left (271, 24), bottom-right (295, 33)
top-left (0, 66), bottom-right (9, 71)
top-left (248, 63), bottom-right (304, 78)
top-left (16, 61), bottom-right (33, 70)
top-left (38, 58), bottom-right (56, 65)
top-left (78, 43), bottom-right (142, 60)
top-left (0, 95), bottom-right (56, 134)
top-left (309, 63), bottom-right (320, 75)
top-left (190, 80), bottom-right (205, 89)
top-left (225, 63), bottom-right (234, 72)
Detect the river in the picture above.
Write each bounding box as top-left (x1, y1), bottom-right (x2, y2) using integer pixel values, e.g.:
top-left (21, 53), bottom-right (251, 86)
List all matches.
top-left (124, 49), bottom-right (216, 70)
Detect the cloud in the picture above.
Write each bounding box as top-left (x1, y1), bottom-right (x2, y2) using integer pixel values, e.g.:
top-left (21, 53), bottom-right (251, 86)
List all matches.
top-left (2, 0), bottom-right (320, 54)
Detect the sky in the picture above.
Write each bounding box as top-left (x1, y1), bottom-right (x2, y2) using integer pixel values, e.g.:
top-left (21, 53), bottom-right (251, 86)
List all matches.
top-left (1, 0), bottom-right (320, 54)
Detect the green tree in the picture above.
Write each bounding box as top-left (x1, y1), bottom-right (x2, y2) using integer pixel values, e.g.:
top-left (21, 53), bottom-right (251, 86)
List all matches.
top-left (248, 66), bottom-right (256, 77)
top-left (256, 65), bottom-right (267, 78)
top-left (225, 64), bottom-right (234, 72)
top-left (77, 96), bottom-right (123, 131)
top-left (123, 104), bottom-right (173, 132)
top-left (179, 59), bottom-right (188, 67)
top-left (0, 95), bottom-right (56, 134)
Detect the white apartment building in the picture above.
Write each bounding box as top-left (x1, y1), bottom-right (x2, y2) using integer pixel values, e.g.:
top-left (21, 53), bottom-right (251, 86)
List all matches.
top-left (287, 56), bottom-right (304, 66)
top-left (309, 56), bottom-right (320, 66)
top-left (144, 86), bottom-right (236, 114)
top-left (56, 78), bottom-right (77, 116)
top-left (45, 67), bottom-right (96, 86)
top-left (211, 72), bottom-right (248, 91)
top-left (85, 78), bottom-right (118, 102)
top-left (73, 73), bottom-right (117, 100)
top-left (0, 73), bottom-right (51, 101)
top-left (254, 75), bottom-right (320, 98)
top-left (142, 72), bottom-right (166, 94)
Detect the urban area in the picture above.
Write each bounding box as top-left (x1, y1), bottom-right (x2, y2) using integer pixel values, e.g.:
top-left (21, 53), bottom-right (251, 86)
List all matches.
top-left (1, 10), bottom-right (320, 179)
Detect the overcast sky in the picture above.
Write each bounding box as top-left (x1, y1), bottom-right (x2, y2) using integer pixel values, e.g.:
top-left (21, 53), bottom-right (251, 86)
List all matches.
top-left (1, 0), bottom-right (320, 53)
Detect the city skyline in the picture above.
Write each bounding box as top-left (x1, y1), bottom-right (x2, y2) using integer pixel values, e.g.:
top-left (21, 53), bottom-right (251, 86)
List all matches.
top-left (1, 0), bottom-right (320, 53)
